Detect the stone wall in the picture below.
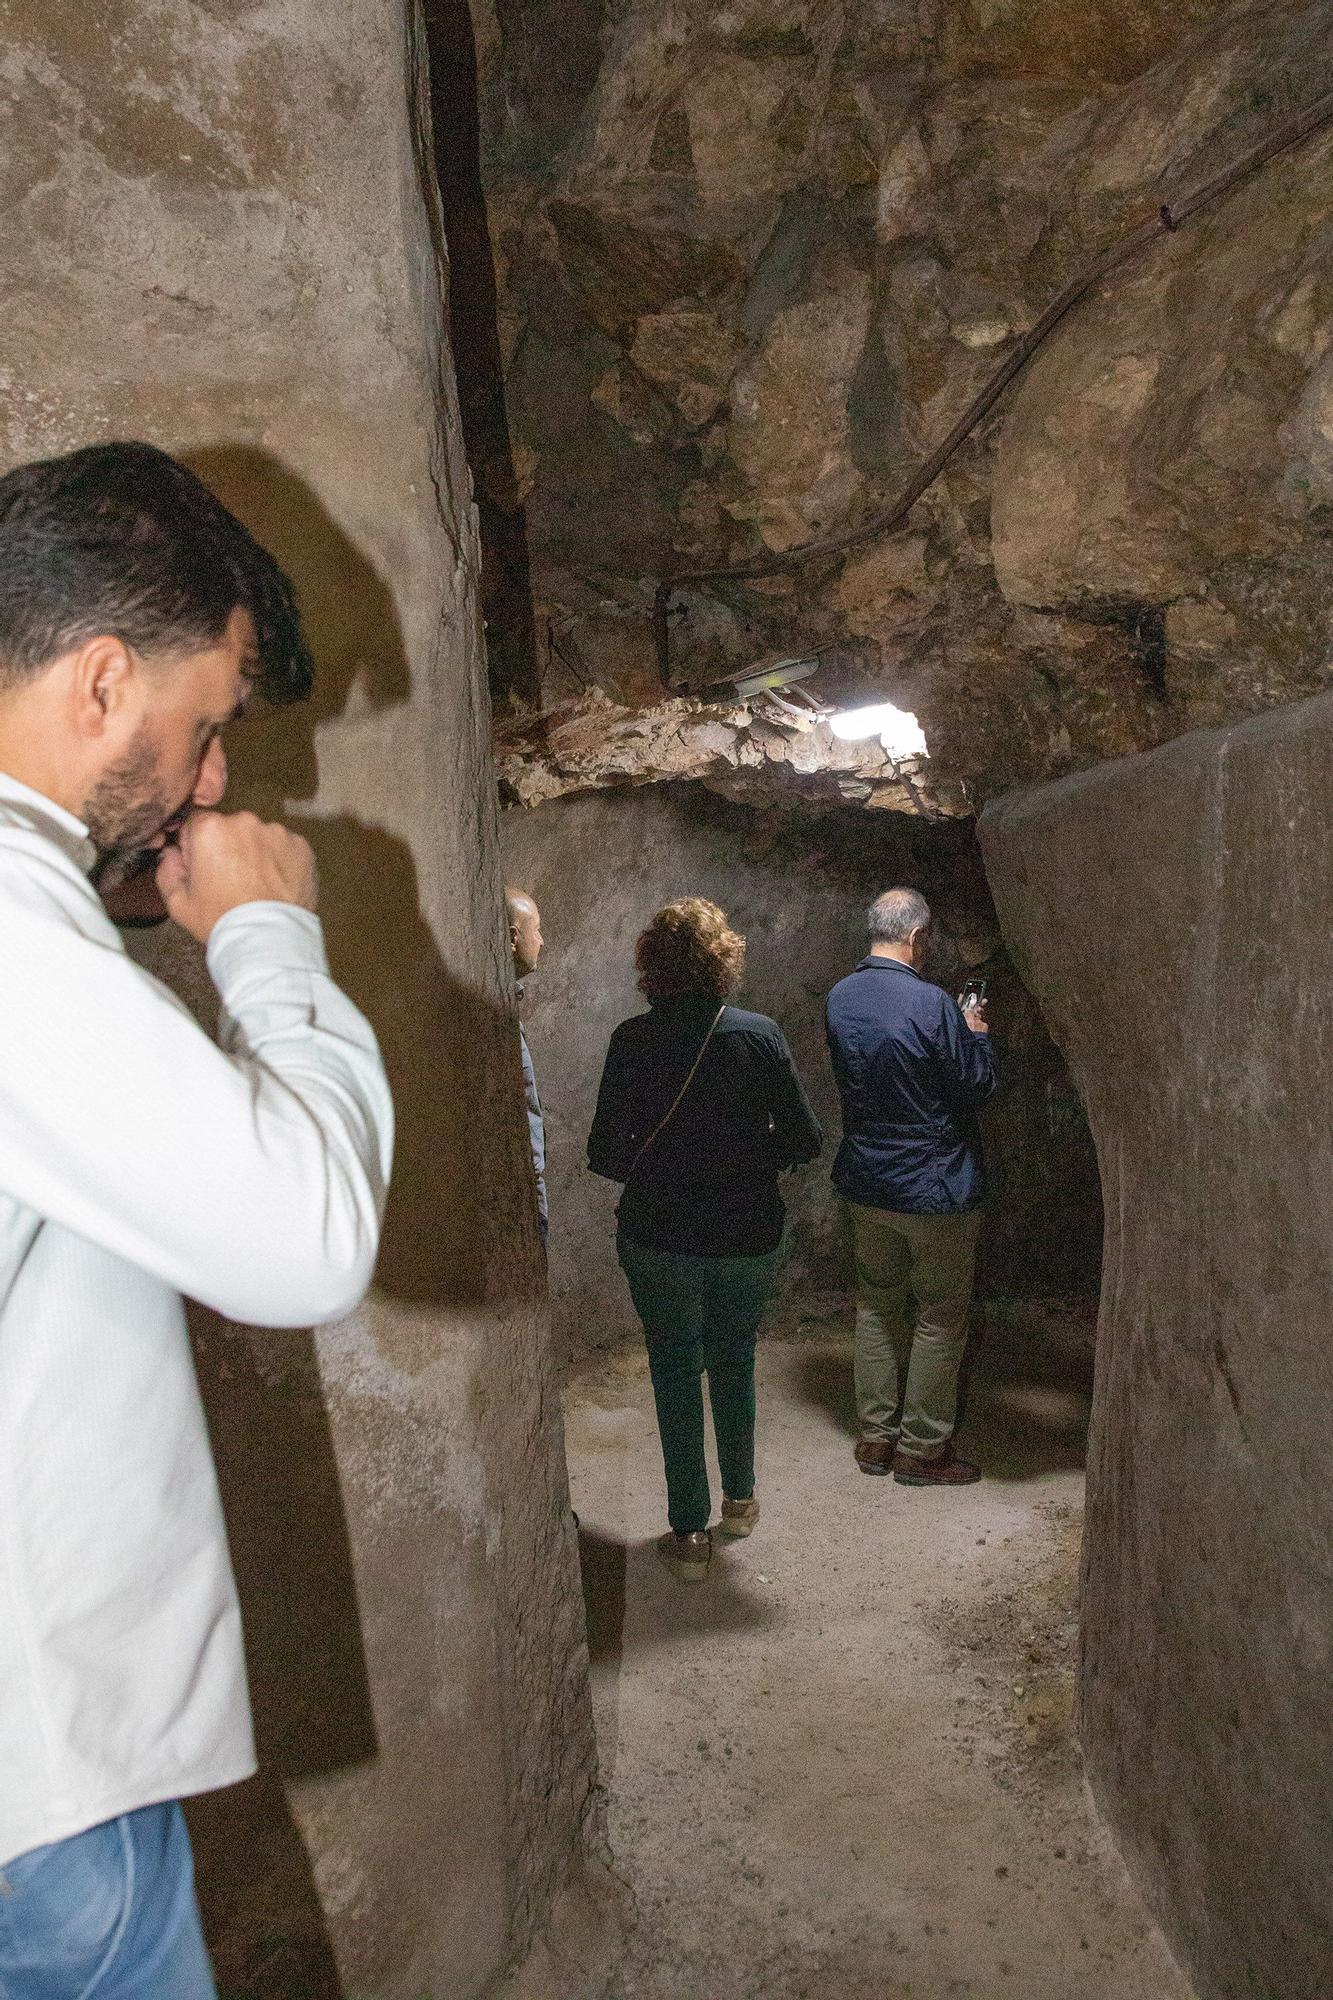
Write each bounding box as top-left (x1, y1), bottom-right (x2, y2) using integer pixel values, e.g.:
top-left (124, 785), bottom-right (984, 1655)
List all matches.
top-left (501, 783), bottom-right (1101, 1364)
top-left (981, 699), bottom-right (1333, 2000)
top-left (468, 0), bottom-right (1333, 804)
top-left (0, 4), bottom-right (598, 1994)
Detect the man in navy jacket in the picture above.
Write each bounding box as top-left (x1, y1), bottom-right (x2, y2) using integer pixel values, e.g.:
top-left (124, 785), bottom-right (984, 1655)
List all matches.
top-left (826, 887), bottom-right (996, 1485)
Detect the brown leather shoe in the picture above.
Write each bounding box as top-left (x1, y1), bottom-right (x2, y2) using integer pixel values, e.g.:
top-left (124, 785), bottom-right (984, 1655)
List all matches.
top-left (854, 1439), bottom-right (896, 1477)
top-left (718, 1497), bottom-right (760, 1539)
top-left (656, 1530), bottom-right (712, 1582)
top-left (893, 1446), bottom-right (981, 1486)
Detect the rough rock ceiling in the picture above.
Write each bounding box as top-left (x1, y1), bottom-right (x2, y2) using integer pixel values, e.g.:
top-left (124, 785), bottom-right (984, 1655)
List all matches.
top-left (456, 0), bottom-right (1333, 811)
top-left (494, 687), bottom-right (970, 815)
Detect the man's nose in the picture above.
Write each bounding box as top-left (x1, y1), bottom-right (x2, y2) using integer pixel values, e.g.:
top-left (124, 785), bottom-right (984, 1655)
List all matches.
top-left (193, 737), bottom-right (228, 809)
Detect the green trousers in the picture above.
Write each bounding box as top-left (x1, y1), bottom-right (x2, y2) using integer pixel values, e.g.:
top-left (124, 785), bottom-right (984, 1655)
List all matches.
top-left (847, 1200), bottom-right (980, 1462)
top-left (617, 1235), bottom-right (780, 1534)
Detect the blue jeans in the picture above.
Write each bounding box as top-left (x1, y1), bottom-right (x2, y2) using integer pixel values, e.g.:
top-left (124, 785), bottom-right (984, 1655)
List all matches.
top-left (618, 1235), bottom-right (780, 1533)
top-left (0, 1804), bottom-right (216, 1999)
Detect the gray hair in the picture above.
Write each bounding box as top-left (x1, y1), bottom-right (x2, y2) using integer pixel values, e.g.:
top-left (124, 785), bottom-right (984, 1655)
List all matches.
top-left (867, 886), bottom-right (931, 945)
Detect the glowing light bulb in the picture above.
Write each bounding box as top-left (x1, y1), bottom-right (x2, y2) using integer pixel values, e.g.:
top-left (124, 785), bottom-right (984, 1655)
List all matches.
top-left (828, 702), bottom-right (929, 759)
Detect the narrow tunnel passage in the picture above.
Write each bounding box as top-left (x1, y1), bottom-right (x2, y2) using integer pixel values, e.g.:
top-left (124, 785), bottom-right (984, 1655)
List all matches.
top-left (563, 1311), bottom-right (1188, 2000)
top-left (427, 0), bottom-right (1333, 1987)
top-left (498, 781), bottom-right (1184, 1993)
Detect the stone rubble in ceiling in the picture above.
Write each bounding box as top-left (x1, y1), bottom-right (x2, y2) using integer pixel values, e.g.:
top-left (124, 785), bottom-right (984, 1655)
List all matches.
top-left (493, 686), bottom-right (970, 815)
top-left (470, 0), bottom-right (1333, 808)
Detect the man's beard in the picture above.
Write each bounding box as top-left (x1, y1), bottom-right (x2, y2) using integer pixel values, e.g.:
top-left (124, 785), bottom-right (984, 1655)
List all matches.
top-left (84, 724), bottom-right (185, 891)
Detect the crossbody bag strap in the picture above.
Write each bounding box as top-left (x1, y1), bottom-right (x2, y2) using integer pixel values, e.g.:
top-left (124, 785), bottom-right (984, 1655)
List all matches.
top-left (626, 1004), bottom-right (726, 1180)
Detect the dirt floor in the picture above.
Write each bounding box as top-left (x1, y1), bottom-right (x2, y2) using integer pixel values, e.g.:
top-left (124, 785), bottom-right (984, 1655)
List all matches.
top-left (563, 1302), bottom-right (1195, 2000)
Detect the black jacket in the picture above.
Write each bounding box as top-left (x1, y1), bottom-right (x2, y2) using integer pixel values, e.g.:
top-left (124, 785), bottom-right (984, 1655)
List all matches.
top-left (588, 997), bottom-right (822, 1256)
top-left (825, 957), bottom-right (996, 1214)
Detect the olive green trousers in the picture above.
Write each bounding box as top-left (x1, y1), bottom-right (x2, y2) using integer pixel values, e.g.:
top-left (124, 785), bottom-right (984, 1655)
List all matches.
top-left (847, 1200), bottom-right (981, 1462)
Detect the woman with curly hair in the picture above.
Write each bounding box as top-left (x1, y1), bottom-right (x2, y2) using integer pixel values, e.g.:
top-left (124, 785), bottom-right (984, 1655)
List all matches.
top-left (588, 898), bottom-right (822, 1583)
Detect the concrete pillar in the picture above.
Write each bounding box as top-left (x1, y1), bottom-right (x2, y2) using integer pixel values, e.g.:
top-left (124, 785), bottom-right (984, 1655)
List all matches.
top-left (0, 3), bottom-right (599, 1992)
top-left (981, 697), bottom-right (1333, 2000)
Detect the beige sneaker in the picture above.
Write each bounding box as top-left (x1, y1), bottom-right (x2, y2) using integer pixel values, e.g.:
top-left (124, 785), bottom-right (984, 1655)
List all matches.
top-left (656, 1530), bottom-right (712, 1583)
top-left (717, 1498), bottom-right (760, 1539)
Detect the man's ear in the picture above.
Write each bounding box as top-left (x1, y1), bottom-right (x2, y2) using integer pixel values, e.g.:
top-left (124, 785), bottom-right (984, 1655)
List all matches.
top-left (69, 634), bottom-right (137, 739)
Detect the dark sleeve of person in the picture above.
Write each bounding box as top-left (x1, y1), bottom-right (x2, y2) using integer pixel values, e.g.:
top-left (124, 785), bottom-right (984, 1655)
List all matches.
top-left (587, 1025), bottom-right (641, 1183)
top-left (934, 995), bottom-right (998, 1110)
top-left (766, 1027), bottom-right (823, 1167)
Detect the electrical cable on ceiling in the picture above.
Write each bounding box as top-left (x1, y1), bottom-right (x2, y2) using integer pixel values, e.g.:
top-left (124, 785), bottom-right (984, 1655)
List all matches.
top-left (645, 84), bottom-right (1333, 686)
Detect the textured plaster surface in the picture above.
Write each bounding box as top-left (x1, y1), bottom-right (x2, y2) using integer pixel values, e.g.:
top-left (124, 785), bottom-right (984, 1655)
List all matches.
top-left (0, 3), bottom-right (597, 1992)
top-left (501, 783), bottom-right (1101, 1365)
top-left (981, 696), bottom-right (1333, 1999)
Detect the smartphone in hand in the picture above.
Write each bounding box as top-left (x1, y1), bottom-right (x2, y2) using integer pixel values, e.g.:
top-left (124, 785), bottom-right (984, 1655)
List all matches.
top-left (958, 975), bottom-right (988, 1013)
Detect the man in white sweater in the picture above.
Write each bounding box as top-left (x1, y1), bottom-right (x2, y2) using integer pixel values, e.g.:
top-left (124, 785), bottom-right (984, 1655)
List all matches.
top-left (0, 442), bottom-right (393, 1997)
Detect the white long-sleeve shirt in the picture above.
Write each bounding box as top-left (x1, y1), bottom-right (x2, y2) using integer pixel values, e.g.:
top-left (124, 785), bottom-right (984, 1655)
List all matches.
top-left (0, 773), bottom-right (393, 1868)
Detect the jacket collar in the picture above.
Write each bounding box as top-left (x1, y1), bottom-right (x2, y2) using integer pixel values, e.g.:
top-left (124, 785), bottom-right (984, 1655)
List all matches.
top-left (855, 954), bottom-right (922, 980)
top-left (650, 992), bottom-right (724, 1013)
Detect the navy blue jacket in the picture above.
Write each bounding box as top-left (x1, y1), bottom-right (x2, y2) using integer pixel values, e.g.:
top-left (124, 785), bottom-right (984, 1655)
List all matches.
top-left (588, 998), bottom-right (822, 1256)
top-left (825, 957), bottom-right (996, 1214)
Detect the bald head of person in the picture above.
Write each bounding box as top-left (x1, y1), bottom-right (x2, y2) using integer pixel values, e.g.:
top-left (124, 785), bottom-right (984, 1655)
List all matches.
top-left (506, 887), bottom-right (544, 981)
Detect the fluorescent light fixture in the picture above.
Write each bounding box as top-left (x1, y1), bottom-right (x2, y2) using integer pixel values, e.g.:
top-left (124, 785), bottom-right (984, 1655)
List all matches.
top-left (732, 655), bottom-right (820, 699)
top-left (828, 701), bottom-right (929, 759)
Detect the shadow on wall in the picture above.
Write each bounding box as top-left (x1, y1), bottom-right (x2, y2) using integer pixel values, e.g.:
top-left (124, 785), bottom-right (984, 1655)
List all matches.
top-left (960, 1303), bottom-right (1094, 1481)
top-left (185, 444), bottom-right (410, 801)
top-left (126, 448), bottom-right (544, 1998)
top-left (183, 1326), bottom-right (364, 2000)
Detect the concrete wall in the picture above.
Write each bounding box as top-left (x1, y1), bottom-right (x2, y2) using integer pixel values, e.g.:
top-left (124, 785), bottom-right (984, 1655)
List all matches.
top-left (501, 783), bottom-right (1101, 1363)
top-left (981, 698), bottom-right (1333, 2000)
top-left (0, 5), bottom-right (598, 1994)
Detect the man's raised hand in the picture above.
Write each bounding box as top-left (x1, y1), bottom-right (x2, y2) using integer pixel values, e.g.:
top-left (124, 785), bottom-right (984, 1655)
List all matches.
top-left (157, 810), bottom-right (318, 944)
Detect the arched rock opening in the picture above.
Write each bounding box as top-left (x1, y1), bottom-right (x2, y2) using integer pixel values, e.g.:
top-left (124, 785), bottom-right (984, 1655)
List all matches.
top-left (500, 782), bottom-right (1102, 1367)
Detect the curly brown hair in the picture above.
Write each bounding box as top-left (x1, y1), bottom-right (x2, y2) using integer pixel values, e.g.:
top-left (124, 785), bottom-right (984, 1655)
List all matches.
top-left (636, 897), bottom-right (746, 1004)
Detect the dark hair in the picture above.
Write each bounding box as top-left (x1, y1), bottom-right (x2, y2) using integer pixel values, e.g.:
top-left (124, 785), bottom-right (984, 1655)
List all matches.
top-left (636, 897), bottom-right (745, 1004)
top-left (0, 441), bottom-right (312, 702)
